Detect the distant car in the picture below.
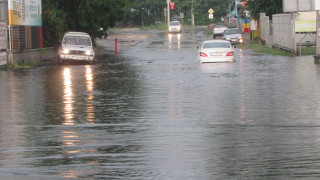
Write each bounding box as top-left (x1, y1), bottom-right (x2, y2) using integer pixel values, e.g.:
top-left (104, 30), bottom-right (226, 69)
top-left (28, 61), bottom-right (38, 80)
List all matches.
top-left (168, 21), bottom-right (182, 33)
top-left (197, 40), bottom-right (235, 63)
top-left (58, 32), bottom-right (95, 65)
top-left (222, 28), bottom-right (244, 45)
top-left (212, 23), bottom-right (227, 39)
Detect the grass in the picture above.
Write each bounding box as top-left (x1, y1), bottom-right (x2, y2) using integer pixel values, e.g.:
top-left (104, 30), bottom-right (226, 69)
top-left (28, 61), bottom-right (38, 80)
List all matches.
top-left (7, 60), bottom-right (42, 69)
top-left (296, 47), bottom-right (315, 56)
top-left (141, 24), bottom-right (167, 31)
top-left (241, 40), bottom-right (292, 56)
top-left (204, 28), bottom-right (213, 36)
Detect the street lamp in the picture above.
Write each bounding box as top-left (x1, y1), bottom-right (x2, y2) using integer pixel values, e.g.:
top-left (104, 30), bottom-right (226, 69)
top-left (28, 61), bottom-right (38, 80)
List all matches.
top-left (166, 0), bottom-right (170, 25)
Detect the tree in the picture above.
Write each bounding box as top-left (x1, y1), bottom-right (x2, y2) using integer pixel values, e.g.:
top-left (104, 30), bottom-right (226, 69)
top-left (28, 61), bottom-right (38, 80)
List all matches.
top-left (42, 0), bottom-right (130, 47)
top-left (165, 0), bottom-right (229, 25)
top-left (123, 0), bottom-right (165, 27)
top-left (247, 0), bottom-right (283, 20)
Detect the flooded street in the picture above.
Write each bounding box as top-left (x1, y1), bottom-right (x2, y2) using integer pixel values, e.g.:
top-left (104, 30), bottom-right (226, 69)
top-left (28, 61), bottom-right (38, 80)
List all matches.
top-left (1, 27), bottom-right (320, 179)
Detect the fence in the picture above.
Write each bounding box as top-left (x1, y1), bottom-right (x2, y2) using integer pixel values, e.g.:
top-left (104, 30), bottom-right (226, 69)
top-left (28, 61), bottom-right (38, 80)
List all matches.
top-left (254, 12), bottom-right (316, 55)
top-left (272, 13), bottom-right (296, 53)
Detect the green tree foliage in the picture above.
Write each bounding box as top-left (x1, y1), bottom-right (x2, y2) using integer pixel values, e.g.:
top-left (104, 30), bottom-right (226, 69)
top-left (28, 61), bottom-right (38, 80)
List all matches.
top-left (42, 0), bottom-right (129, 47)
top-left (247, 0), bottom-right (283, 20)
top-left (123, 0), bottom-right (165, 27)
top-left (123, 0), bottom-right (229, 26)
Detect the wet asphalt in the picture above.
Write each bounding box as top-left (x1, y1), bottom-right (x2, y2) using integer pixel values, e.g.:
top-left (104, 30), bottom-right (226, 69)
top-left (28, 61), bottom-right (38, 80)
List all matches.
top-left (0, 27), bottom-right (320, 179)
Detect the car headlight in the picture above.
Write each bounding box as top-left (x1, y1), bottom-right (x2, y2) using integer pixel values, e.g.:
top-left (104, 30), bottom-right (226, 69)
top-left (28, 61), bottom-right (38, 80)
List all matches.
top-left (85, 50), bottom-right (93, 56)
top-left (226, 38), bottom-right (231, 40)
top-left (62, 49), bottom-right (69, 54)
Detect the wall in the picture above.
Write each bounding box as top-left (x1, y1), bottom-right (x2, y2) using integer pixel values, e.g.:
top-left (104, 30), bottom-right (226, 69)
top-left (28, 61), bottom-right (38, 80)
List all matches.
top-left (260, 13), bottom-right (274, 48)
top-left (9, 48), bottom-right (57, 65)
top-left (0, 0), bottom-right (8, 20)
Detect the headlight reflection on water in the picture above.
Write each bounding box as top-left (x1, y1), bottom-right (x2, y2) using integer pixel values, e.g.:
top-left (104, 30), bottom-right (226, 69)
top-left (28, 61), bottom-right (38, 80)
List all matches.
top-left (85, 65), bottom-right (95, 122)
top-left (63, 67), bottom-right (74, 125)
top-left (60, 66), bottom-right (98, 179)
top-left (168, 33), bottom-right (181, 50)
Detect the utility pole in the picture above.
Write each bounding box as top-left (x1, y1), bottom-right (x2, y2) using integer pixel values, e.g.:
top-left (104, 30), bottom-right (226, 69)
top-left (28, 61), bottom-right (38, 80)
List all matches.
top-left (317, 11), bottom-right (320, 55)
top-left (191, 0), bottom-right (194, 26)
top-left (315, 11), bottom-right (320, 63)
top-left (228, 0), bottom-right (231, 24)
top-left (166, 0), bottom-right (170, 25)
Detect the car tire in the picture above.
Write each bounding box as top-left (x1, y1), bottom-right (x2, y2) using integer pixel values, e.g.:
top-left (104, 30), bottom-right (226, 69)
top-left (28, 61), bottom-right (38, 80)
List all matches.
top-left (57, 58), bottom-right (63, 66)
top-left (213, 35), bottom-right (215, 39)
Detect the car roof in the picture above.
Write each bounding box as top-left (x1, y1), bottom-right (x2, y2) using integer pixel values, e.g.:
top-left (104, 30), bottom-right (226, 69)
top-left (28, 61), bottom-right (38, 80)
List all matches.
top-left (203, 40), bottom-right (230, 44)
top-left (225, 28), bottom-right (240, 31)
top-left (64, 31), bottom-right (90, 37)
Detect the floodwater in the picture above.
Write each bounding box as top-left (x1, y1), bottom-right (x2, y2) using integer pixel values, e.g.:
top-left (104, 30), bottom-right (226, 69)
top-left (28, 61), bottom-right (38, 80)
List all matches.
top-left (1, 28), bottom-right (320, 179)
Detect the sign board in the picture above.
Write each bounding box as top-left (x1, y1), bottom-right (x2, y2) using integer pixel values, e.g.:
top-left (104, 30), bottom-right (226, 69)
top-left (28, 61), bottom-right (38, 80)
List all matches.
top-left (180, 12), bottom-right (184, 18)
top-left (295, 11), bottom-right (316, 32)
top-left (8, 0), bottom-right (42, 26)
top-left (209, 14), bottom-right (213, 19)
top-left (208, 9), bottom-right (214, 14)
top-left (316, 0), bottom-right (320, 10)
top-left (170, 2), bottom-right (175, 10)
top-left (283, 0), bottom-right (315, 12)
top-left (250, 20), bottom-right (257, 30)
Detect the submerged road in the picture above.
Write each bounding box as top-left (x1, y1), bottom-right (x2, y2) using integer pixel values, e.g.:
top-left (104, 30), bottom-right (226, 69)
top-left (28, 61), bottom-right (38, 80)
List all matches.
top-left (1, 27), bottom-right (320, 179)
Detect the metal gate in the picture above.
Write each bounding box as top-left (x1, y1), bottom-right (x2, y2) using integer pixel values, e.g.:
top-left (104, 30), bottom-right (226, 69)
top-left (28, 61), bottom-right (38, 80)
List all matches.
top-left (0, 20), bottom-right (7, 67)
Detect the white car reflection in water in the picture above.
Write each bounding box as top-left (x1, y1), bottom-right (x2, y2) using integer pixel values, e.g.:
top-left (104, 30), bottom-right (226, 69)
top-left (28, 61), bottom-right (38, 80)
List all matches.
top-left (197, 40), bottom-right (235, 63)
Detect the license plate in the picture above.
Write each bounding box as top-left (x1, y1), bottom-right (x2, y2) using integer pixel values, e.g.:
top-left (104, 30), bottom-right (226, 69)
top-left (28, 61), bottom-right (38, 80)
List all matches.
top-left (72, 56), bottom-right (85, 60)
top-left (211, 52), bottom-right (222, 56)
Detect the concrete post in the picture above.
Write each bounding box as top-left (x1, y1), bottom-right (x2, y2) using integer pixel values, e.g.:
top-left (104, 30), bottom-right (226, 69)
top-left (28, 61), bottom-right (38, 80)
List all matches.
top-left (166, 0), bottom-right (170, 26)
top-left (315, 11), bottom-right (320, 64)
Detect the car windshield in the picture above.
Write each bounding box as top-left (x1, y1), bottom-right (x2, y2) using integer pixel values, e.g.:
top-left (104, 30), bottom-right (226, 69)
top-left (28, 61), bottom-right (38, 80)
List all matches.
top-left (224, 29), bottom-right (241, 35)
top-left (63, 36), bottom-right (91, 46)
top-left (170, 22), bottom-right (180, 26)
top-left (203, 42), bottom-right (230, 49)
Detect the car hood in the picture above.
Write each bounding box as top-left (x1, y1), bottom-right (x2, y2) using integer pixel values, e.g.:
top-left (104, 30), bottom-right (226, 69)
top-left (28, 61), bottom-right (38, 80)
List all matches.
top-left (224, 34), bottom-right (242, 39)
top-left (61, 44), bottom-right (93, 51)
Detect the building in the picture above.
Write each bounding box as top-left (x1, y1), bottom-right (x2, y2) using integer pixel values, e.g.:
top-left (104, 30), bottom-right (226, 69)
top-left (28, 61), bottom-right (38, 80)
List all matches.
top-left (0, 0), bottom-right (42, 51)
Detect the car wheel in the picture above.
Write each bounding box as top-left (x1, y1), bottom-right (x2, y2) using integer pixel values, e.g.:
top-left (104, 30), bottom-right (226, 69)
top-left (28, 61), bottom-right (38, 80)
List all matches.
top-left (57, 58), bottom-right (63, 66)
top-left (213, 35), bottom-right (215, 39)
